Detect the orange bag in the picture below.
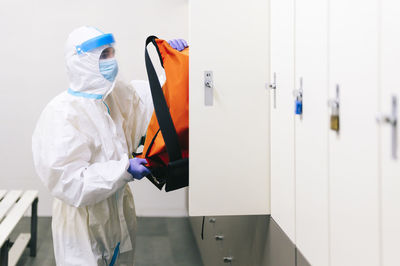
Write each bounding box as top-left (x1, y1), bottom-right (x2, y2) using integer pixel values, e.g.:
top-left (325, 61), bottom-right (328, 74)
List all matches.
top-left (139, 36), bottom-right (189, 192)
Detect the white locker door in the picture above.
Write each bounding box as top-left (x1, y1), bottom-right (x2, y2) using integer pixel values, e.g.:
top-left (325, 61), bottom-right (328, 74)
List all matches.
top-left (188, 0), bottom-right (270, 216)
top-left (294, 0), bottom-right (329, 264)
top-left (270, 0), bottom-right (296, 241)
top-left (380, 1), bottom-right (400, 265)
top-left (329, 0), bottom-right (380, 265)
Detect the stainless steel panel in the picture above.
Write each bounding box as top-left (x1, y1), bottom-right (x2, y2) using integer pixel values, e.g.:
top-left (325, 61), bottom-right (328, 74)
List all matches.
top-left (296, 249), bottom-right (311, 266)
top-left (260, 216), bottom-right (296, 266)
top-left (190, 216), bottom-right (224, 266)
top-left (190, 216), bottom-right (311, 266)
top-left (219, 216), bottom-right (259, 266)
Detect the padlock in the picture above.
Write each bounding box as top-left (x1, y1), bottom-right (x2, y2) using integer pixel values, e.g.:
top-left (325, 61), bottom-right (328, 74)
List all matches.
top-left (294, 78), bottom-right (303, 116)
top-left (330, 114), bottom-right (340, 131)
top-left (328, 85), bottom-right (340, 132)
top-left (295, 98), bottom-right (303, 115)
top-left (330, 102), bottom-right (340, 131)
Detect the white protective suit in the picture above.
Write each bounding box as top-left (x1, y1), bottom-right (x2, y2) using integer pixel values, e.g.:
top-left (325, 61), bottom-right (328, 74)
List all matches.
top-left (32, 26), bottom-right (153, 265)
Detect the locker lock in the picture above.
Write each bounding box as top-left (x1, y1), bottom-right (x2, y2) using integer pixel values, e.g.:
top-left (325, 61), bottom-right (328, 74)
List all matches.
top-left (293, 77), bottom-right (303, 115)
top-left (204, 71), bottom-right (214, 106)
top-left (376, 95), bottom-right (398, 159)
top-left (208, 218), bottom-right (216, 223)
top-left (328, 85), bottom-right (340, 132)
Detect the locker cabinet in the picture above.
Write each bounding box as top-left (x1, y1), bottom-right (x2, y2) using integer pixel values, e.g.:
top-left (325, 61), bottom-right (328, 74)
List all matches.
top-left (188, 0), bottom-right (270, 216)
top-left (294, 0), bottom-right (330, 264)
top-left (189, 1), bottom-right (399, 265)
top-left (380, 0), bottom-right (400, 264)
top-left (328, 0), bottom-right (380, 264)
top-left (269, 0), bottom-right (296, 242)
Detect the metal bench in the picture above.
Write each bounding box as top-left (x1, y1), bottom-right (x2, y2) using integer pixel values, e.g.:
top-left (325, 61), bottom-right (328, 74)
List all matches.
top-left (0, 190), bottom-right (38, 266)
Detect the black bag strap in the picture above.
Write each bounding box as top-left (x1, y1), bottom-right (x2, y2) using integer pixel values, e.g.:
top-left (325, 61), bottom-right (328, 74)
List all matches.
top-left (145, 36), bottom-right (182, 162)
top-left (201, 216), bottom-right (205, 240)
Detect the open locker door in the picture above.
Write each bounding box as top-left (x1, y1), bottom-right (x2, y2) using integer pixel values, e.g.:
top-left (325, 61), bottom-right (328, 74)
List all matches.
top-left (189, 0), bottom-right (270, 216)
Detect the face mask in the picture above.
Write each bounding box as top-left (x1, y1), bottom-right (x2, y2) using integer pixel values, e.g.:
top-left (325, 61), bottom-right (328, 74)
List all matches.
top-left (99, 58), bottom-right (119, 82)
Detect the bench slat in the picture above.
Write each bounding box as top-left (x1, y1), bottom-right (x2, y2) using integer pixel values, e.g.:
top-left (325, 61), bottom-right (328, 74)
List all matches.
top-left (0, 191), bottom-right (23, 222)
top-left (8, 233), bottom-right (31, 266)
top-left (0, 190), bottom-right (6, 201)
top-left (0, 190), bottom-right (38, 247)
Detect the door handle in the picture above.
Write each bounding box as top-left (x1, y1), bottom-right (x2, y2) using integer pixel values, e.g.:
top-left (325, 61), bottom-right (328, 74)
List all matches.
top-left (268, 72), bottom-right (277, 109)
top-left (377, 95), bottom-right (398, 159)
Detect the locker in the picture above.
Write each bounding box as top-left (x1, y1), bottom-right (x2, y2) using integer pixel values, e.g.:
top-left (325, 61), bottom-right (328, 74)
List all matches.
top-left (294, 0), bottom-right (330, 264)
top-left (380, 0), bottom-right (400, 264)
top-left (188, 0), bottom-right (270, 216)
top-left (328, 0), bottom-right (380, 264)
top-left (270, 0), bottom-right (296, 242)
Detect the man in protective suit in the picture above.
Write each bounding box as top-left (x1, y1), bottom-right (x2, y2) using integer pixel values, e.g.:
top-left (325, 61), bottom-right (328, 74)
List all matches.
top-left (32, 26), bottom-right (187, 265)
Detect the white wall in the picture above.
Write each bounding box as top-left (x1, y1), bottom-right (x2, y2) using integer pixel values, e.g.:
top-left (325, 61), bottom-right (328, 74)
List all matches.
top-left (0, 0), bottom-right (188, 217)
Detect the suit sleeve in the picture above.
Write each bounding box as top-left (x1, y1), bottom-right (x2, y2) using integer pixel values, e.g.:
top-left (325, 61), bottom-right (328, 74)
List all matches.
top-left (109, 79), bottom-right (155, 154)
top-left (32, 107), bottom-right (132, 207)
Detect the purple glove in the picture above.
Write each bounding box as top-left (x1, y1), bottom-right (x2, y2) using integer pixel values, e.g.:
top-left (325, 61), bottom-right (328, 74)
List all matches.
top-left (127, 158), bottom-right (151, 180)
top-left (168, 39), bottom-right (188, 51)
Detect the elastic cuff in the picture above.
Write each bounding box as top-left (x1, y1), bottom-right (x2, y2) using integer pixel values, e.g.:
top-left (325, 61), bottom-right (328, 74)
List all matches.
top-left (122, 170), bottom-right (133, 182)
top-left (121, 155), bottom-right (134, 182)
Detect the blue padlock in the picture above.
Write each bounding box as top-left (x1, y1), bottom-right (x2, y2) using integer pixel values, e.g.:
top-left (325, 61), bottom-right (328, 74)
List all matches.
top-left (295, 99), bottom-right (303, 115)
top-left (294, 79), bottom-right (303, 115)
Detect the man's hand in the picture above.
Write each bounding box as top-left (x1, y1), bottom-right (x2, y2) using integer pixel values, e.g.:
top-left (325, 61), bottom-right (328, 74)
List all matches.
top-left (127, 158), bottom-right (151, 180)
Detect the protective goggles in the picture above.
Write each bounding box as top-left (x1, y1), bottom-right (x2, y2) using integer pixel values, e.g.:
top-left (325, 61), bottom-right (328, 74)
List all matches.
top-left (75, 33), bottom-right (115, 55)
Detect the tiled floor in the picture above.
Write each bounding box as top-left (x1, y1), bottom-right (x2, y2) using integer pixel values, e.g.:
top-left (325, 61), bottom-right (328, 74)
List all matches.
top-left (9, 217), bottom-right (203, 266)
